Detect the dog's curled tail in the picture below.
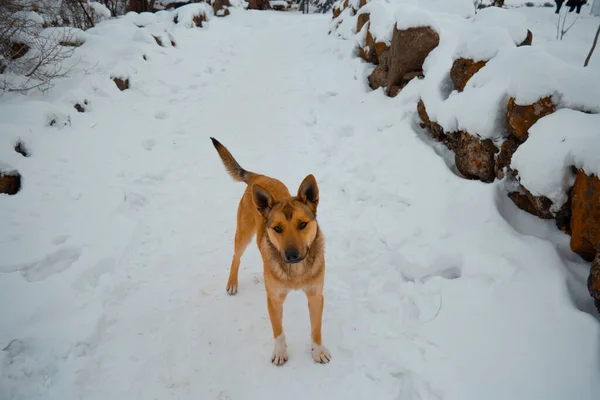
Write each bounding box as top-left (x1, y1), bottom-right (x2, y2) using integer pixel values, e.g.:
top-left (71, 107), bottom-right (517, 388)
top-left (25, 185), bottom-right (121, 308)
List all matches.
top-left (210, 137), bottom-right (254, 184)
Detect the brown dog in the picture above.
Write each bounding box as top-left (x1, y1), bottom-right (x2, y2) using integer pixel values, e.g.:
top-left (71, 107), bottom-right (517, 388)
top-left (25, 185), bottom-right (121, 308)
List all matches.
top-left (210, 137), bottom-right (331, 365)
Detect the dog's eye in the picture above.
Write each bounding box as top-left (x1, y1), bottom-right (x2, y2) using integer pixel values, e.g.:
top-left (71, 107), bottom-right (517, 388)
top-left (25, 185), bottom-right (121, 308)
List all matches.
top-left (298, 221), bottom-right (307, 230)
top-left (273, 226), bottom-right (283, 233)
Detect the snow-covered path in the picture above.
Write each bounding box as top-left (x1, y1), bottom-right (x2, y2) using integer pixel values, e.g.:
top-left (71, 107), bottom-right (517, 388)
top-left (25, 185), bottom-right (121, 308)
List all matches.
top-left (1, 9), bottom-right (599, 400)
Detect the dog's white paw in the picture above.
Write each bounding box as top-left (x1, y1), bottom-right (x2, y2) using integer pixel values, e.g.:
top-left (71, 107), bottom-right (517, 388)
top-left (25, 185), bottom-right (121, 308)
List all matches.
top-left (271, 335), bottom-right (288, 366)
top-left (311, 344), bottom-right (331, 364)
top-left (226, 283), bottom-right (238, 295)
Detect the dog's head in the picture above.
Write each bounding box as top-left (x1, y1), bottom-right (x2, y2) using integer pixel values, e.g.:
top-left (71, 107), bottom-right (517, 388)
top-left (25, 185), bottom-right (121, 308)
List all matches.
top-left (252, 175), bottom-right (319, 264)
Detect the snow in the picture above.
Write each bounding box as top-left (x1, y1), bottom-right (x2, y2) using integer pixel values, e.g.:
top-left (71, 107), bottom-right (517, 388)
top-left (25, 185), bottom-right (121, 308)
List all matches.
top-left (394, 5), bottom-right (440, 33)
top-left (1, 5), bottom-right (600, 400)
top-left (593, 0), bottom-right (600, 16)
top-left (174, 3), bottom-right (215, 28)
top-left (454, 26), bottom-right (516, 61)
top-left (89, 2), bottom-right (112, 21)
top-left (472, 6), bottom-right (529, 45)
top-left (511, 109), bottom-right (600, 209)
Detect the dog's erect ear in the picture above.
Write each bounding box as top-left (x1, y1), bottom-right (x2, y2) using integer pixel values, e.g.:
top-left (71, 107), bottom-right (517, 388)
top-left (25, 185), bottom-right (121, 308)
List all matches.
top-left (297, 174), bottom-right (319, 214)
top-left (253, 184), bottom-right (274, 216)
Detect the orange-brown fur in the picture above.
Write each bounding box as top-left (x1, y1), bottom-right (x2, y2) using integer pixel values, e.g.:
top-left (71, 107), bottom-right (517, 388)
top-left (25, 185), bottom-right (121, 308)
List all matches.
top-left (210, 137), bottom-right (331, 365)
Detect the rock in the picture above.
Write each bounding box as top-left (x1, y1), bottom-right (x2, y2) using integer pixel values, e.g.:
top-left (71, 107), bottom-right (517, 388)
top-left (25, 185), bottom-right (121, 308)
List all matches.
top-left (506, 96), bottom-right (555, 142)
top-left (374, 41), bottom-right (389, 61)
top-left (417, 100), bottom-right (456, 149)
top-left (152, 35), bottom-right (164, 47)
top-left (162, 1), bottom-right (189, 9)
top-left (333, 0), bottom-right (348, 18)
top-left (248, 0), bottom-right (271, 10)
top-left (212, 0), bottom-right (231, 16)
top-left (14, 141), bottom-right (29, 157)
top-left (112, 77), bottom-right (129, 91)
top-left (519, 30), bottom-right (533, 46)
top-left (570, 170), bottom-right (600, 261)
top-left (368, 65), bottom-right (388, 90)
top-left (454, 131), bottom-right (498, 183)
top-left (555, 186), bottom-right (573, 234)
top-left (386, 26), bottom-right (439, 95)
top-left (332, 5), bottom-right (342, 18)
top-left (192, 13), bottom-right (206, 27)
top-left (10, 43), bottom-right (29, 60)
top-left (367, 48), bottom-right (389, 90)
top-left (508, 185), bottom-right (554, 219)
top-left (491, 0), bottom-right (504, 6)
top-left (589, 252), bottom-right (600, 313)
top-left (0, 171), bottom-right (21, 195)
top-left (495, 136), bottom-right (520, 180)
top-left (450, 58), bottom-right (487, 92)
top-left (357, 12), bottom-right (369, 33)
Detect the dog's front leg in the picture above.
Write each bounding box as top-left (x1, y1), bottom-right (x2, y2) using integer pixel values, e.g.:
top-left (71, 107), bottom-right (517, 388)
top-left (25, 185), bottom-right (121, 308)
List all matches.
top-left (267, 290), bottom-right (288, 365)
top-left (305, 287), bottom-right (331, 364)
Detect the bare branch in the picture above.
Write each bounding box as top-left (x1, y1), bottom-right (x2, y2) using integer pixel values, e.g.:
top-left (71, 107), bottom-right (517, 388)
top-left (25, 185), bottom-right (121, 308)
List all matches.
top-left (584, 23), bottom-right (600, 67)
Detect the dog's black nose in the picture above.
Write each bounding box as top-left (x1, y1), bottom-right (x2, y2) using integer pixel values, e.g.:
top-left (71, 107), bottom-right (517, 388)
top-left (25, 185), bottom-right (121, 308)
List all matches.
top-left (285, 248), bottom-right (300, 263)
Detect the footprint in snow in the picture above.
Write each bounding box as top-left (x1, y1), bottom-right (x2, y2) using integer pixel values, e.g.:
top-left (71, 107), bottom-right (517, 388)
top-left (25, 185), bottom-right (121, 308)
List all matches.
top-left (51, 234), bottom-right (70, 246)
top-left (0, 246), bottom-right (82, 282)
top-left (400, 259), bottom-right (463, 284)
top-left (141, 139), bottom-right (156, 150)
top-left (73, 257), bottom-right (116, 291)
top-left (154, 111), bottom-right (168, 120)
top-left (338, 125), bottom-right (354, 138)
top-left (391, 369), bottom-right (442, 400)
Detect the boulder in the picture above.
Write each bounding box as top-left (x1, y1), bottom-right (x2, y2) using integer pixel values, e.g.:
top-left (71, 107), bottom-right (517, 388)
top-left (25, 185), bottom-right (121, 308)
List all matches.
top-left (192, 12), bottom-right (206, 27)
top-left (357, 12), bottom-right (369, 34)
top-left (248, 0), bottom-right (271, 10)
top-left (506, 96), bottom-right (555, 142)
top-left (212, 0), bottom-right (231, 16)
top-left (589, 252), bottom-right (600, 313)
top-left (508, 185), bottom-right (554, 219)
top-left (454, 131), bottom-right (498, 183)
top-left (368, 49), bottom-right (389, 90)
top-left (519, 30), bottom-right (533, 46)
top-left (386, 26), bottom-right (439, 95)
top-left (359, 25), bottom-right (389, 66)
top-left (0, 171), bottom-right (21, 195)
top-left (417, 100), bottom-right (456, 150)
top-left (570, 170), bottom-right (600, 261)
top-left (332, 5), bottom-right (342, 18)
top-left (450, 58), bottom-right (487, 92)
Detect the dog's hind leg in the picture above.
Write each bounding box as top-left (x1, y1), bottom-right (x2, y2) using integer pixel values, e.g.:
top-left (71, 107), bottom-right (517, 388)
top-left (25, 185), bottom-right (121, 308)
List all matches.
top-left (226, 199), bottom-right (255, 295)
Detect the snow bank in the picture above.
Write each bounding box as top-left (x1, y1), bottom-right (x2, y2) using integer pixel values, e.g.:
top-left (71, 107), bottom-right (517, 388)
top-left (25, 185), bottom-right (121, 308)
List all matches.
top-left (434, 44), bottom-right (600, 139)
top-left (175, 3), bottom-right (215, 28)
top-left (511, 109), bottom-right (600, 209)
top-left (336, 0), bottom-right (600, 140)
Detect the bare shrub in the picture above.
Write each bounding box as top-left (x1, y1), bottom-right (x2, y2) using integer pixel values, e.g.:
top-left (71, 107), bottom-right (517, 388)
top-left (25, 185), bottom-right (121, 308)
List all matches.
top-left (0, 1), bottom-right (83, 94)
